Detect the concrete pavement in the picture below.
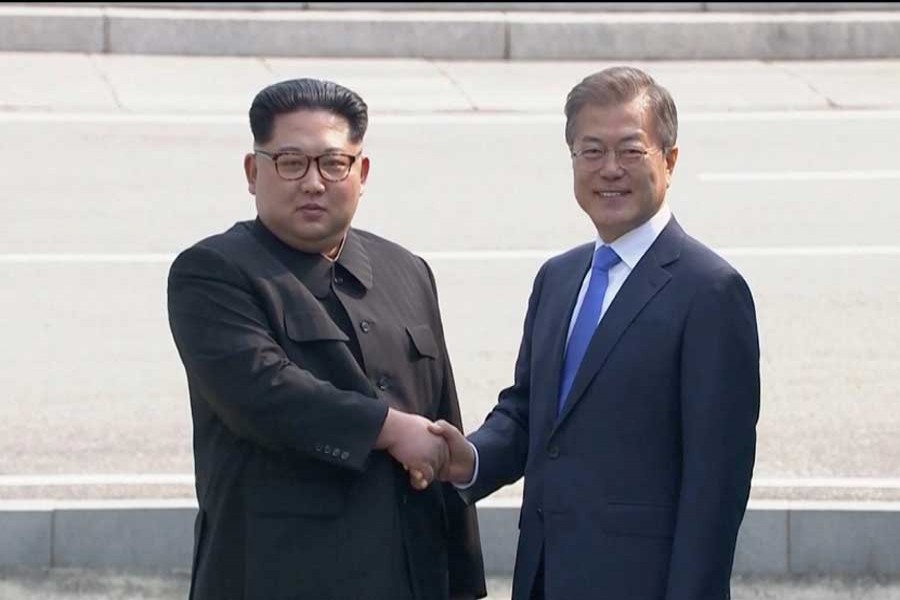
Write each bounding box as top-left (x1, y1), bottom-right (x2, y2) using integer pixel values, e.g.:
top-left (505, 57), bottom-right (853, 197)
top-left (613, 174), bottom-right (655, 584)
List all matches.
top-left (3, 569), bottom-right (900, 600)
top-left (5, 52), bottom-right (900, 114)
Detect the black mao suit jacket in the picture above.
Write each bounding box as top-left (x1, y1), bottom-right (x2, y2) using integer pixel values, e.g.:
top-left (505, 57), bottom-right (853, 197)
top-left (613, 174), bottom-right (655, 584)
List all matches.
top-left (466, 218), bottom-right (760, 600)
top-left (168, 220), bottom-right (486, 600)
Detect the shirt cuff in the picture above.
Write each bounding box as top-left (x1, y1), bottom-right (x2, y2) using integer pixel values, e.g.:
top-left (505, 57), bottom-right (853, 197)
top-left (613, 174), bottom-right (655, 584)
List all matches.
top-left (452, 441), bottom-right (479, 490)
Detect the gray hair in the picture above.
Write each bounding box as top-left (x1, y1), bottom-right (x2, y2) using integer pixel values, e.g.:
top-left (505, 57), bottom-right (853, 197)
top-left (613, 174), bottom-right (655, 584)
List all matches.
top-left (564, 66), bottom-right (678, 150)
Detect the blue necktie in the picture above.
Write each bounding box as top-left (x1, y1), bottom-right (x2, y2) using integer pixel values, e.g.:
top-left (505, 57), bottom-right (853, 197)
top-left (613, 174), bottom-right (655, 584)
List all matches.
top-left (558, 245), bottom-right (621, 414)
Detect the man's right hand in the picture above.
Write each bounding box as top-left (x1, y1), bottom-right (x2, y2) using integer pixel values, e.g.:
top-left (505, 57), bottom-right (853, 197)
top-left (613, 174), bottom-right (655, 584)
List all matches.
top-left (375, 408), bottom-right (448, 488)
top-left (427, 419), bottom-right (476, 486)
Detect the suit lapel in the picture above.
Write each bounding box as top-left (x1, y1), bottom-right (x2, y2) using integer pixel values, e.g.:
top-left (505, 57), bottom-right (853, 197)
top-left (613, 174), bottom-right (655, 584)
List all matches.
top-left (553, 219), bottom-right (685, 429)
top-left (533, 245), bottom-right (593, 434)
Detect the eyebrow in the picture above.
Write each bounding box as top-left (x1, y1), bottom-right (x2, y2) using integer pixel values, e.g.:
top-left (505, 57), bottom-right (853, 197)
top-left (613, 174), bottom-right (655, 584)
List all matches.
top-left (580, 134), bottom-right (644, 145)
top-left (273, 145), bottom-right (346, 154)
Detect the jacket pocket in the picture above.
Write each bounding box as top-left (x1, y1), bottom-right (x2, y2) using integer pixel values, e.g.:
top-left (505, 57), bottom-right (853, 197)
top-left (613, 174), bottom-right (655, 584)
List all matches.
top-left (284, 311), bottom-right (348, 343)
top-left (601, 502), bottom-right (676, 538)
top-left (406, 324), bottom-right (438, 359)
top-left (244, 482), bottom-right (346, 599)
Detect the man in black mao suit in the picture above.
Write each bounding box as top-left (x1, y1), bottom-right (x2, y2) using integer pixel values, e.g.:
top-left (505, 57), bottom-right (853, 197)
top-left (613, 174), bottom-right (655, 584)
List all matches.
top-left (430, 67), bottom-right (760, 600)
top-left (168, 79), bottom-right (485, 600)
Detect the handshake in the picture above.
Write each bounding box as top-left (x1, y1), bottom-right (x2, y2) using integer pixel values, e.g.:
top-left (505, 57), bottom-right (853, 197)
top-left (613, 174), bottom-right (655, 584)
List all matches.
top-left (375, 408), bottom-right (476, 491)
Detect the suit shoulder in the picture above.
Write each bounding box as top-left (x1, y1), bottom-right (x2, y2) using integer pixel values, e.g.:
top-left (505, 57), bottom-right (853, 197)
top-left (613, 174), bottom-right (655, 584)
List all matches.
top-left (545, 242), bottom-right (594, 270)
top-left (170, 221), bottom-right (254, 273)
top-left (539, 241), bottom-right (594, 280)
top-left (353, 228), bottom-right (428, 270)
top-left (678, 233), bottom-right (751, 292)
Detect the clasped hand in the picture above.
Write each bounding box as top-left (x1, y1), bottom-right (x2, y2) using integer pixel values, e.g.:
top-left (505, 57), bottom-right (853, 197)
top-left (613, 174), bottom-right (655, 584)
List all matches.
top-left (375, 409), bottom-right (474, 491)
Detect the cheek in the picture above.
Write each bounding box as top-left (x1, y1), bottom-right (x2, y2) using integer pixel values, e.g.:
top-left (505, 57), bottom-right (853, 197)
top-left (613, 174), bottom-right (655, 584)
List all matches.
top-left (332, 186), bottom-right (360, 214)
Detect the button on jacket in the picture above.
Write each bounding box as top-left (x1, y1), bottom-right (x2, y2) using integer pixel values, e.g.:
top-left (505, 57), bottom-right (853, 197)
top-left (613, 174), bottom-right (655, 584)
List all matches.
top-left (168, 219), bottom-right (486, 600)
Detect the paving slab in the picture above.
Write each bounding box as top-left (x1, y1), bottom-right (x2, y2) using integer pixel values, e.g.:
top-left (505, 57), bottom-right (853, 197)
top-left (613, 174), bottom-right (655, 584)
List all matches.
top-left (93, 55), bottom-right (273, 114)
top-left (0, 54), bottom-right (118, 112)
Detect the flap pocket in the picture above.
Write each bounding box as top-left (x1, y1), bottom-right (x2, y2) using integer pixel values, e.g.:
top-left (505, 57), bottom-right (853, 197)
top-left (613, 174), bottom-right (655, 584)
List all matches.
top-left (284, 311), bottom-right (348, 343)
top-left (406, 324), bottom-right (438, 359)
top-left (601, 502), bottom-right (675, 538)
top-left (245, 481), bottom-right (346, 518)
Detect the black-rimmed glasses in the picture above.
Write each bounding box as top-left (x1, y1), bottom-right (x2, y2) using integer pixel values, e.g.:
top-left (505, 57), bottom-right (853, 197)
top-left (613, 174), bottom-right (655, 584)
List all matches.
top-left (254, 149), bottom-right (360, 182)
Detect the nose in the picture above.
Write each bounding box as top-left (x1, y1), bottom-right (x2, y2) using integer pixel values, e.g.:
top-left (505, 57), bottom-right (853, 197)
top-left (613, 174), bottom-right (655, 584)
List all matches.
top-left (598, 154), bottom-right (625, 178)
top-left (299, 164), bottom-right (326, 195)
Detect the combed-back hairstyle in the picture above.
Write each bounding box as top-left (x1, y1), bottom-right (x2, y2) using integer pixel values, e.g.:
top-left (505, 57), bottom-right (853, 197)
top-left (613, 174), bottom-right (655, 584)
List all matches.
top-left (249, 78), bottom-right (368, 145)
top-left (564, 66), bottom-right (677, 150)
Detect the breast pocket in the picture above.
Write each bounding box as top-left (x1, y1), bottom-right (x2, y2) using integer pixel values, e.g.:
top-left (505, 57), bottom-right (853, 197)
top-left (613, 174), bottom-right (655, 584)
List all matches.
top-left (400, 324), bottom-right (441, 418)
top-left (284, 311), bottom-right (349, 344)
top-left (282, 311), bottom-right (354, 382)
top-left (406, 324), bottom-right (438, 360)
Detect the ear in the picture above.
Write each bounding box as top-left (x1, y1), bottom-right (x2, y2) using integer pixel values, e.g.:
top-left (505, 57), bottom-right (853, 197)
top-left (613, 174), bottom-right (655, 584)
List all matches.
top-left (358, 155), bottom-right (370, 193)
top-left (244, 153), bottom-right (257, 195)
top-left (664, 146), bottom-right (678, 188)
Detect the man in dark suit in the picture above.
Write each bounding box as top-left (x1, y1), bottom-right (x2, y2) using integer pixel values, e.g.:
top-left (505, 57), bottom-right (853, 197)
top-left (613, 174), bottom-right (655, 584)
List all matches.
top-left (167, 78), bottom-right (485, 600)
top-left (429, 67), bottom-right (760, 600)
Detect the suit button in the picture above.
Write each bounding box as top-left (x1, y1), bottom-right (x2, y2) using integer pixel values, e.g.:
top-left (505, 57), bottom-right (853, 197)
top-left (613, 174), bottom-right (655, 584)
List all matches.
top-left (536, 507), bottom-right (544, 518)
top-left (360, 320), bottom-right (371, 333)
top-left (377, 377), bottom-right (389, 391)
top-left (548, 446), bottom-right (560, 459)
top-left (340, 451), bottom-right (350, 461)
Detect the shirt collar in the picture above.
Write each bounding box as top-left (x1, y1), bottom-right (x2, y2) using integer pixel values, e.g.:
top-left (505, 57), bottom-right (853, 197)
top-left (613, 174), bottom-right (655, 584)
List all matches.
top-left (595, 202), bottom-right (672, 270)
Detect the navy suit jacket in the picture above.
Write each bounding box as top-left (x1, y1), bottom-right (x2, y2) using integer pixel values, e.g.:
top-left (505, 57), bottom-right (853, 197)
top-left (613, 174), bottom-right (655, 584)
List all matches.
top-left (467, 218), bottom-right (760, 600)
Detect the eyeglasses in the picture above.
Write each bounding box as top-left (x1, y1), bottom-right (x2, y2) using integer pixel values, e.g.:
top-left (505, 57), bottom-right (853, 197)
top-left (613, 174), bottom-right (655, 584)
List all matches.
top-left (254, 149), bottom-right (360, 182)
top-left (571, 146), bottom-right (663, 170)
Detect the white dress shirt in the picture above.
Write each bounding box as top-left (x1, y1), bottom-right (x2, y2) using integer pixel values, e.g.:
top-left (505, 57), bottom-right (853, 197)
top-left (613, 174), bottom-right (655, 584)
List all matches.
top-left (456, 202), bottom-right (673, 490)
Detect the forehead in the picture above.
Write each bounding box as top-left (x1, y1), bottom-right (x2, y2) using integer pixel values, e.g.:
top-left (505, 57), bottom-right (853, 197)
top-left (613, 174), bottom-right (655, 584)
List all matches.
top-left (268, 109), bottom-right (355, 149)
top-left (571, 97), bottom-right (656, 145)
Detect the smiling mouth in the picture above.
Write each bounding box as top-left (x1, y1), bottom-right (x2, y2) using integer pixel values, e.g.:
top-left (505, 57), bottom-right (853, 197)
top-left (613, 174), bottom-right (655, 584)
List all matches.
top-left (597, 191), bottom-right (630, 198)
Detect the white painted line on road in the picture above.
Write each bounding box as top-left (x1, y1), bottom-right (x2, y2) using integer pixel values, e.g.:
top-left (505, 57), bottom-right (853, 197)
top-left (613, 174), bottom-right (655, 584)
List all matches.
top-left (0, 499), bottom-right (199, 511)
top-left (682, 110), bottom-right (900, 122)
top-left (4, 474), bottom-right (900, 489)
top-left (716, 246), bottom-right (900, 257)
top-left (754, 478), bottom-right (900, 489)
top-left (0, 113), bottom-right (247, 124)
top-left (2, 246), bottom-right (900, 265)
top-left (0, 474), bottom-right (194, 487)
top-left (421, 250), bottom-right (558, 260)
top-left (0, 253), bottom-right (176, 264)
top-left (699, 170), bottom-right (900, 182)
top-left (4, 109), bottom-right (900, 125)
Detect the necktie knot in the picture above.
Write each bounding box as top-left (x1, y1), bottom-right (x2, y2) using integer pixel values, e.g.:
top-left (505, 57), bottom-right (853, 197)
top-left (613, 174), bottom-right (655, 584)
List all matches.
top-left (592, 245), bottom-right (621, 272)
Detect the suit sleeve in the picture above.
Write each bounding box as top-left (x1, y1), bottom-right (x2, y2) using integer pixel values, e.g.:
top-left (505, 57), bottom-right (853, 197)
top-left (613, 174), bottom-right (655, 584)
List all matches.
top-left (665, 268), bottom-right (760, 600)
top-left (422, 260), bottom-right (488, 599)
top-left (465, 261), bottom-right (548, 503)
top-left (167, 244), bottom-right (389, 472)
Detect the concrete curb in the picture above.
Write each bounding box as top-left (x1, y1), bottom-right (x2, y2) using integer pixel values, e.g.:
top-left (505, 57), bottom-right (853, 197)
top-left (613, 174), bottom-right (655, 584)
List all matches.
top-left (2, 500), bottom-right (899, 575)
top-left (2, 6), bottom-right (900, 59)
